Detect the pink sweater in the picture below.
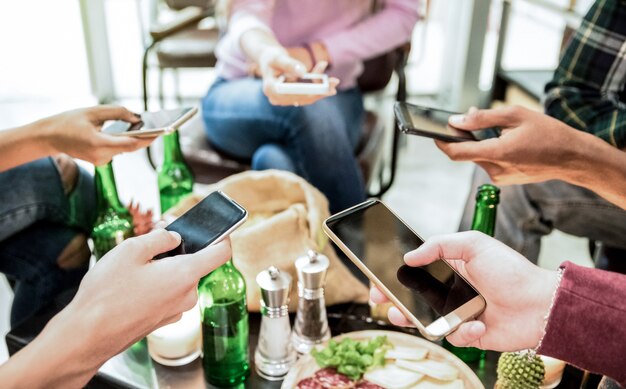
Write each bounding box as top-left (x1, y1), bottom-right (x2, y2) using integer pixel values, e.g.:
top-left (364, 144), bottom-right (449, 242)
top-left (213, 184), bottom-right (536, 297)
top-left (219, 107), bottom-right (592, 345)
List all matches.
top-left (215, 0), bottom-right (420, 89)
top-left (539, 261), bottom-right (626, 386)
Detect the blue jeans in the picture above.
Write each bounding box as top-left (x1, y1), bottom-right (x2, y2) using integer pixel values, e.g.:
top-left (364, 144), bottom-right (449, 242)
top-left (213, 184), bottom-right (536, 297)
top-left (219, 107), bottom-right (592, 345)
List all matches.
top-left (460, 167), bottom-right (626, 262)
top-left (202, 78), bottom-right (366, 213)
top-left (0, 158), bottom-right (96, 326)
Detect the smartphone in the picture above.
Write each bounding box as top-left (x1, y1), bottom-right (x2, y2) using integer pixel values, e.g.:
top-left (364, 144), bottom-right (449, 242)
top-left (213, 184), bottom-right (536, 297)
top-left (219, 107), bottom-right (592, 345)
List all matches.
top-left (394, 102), bottom-right (500, 142)
top-left (155, 191), bottom-right (247, 259)
top-left (274, 73), bottom-right (330, 95)
top-left (323, 200), bottom-right (486, 340)
top-left (103, 107), bottom-right (198, 138)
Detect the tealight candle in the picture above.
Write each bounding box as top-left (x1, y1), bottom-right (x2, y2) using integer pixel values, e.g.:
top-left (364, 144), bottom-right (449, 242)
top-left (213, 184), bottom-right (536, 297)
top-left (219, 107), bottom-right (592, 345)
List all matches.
top-left (147, 303), bottom-right (202, 366)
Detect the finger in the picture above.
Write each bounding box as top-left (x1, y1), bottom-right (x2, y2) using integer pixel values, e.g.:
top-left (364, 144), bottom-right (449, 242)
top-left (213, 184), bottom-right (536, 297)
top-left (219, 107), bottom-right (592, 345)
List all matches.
top-left (370, 287), bottom-right (390, 304)
top-left (89, 105), bottom-right (141, 124)
top-left (98, 133), bottom-right (156, 154)
top-left (311, 61), bottom-right (328, 74)
top-left (404, 231), bottom-right (489, 267)
top-left (271, 54), bottom-right (307, 77)
top-left (154, 220), bottom-right (168, 229)
top-left (175, 240), bottom-right (231, 279)
top-left (434, 137), bottom-right (500, 162)
top-left (445, 321), bottom-right (486, 348)
top-left (124, 229), bottom-right (181, 262)
top-left (448, 106), bottom-right (524, 130)
top-left (388, 307), bottom-right (415, 327)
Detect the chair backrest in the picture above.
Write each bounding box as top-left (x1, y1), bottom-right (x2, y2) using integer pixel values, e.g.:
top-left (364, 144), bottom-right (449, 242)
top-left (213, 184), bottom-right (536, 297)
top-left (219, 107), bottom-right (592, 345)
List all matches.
top-left (357, 44), bottom-right (410, 94)
top-left (165, 0), bottom-right (213, 10)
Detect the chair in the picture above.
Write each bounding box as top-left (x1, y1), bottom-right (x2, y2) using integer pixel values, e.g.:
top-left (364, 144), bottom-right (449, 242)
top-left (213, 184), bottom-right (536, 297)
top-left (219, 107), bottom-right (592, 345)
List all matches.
top-left (175, 44), bottom-right (411, 197)
top-left (142, 0), bottom-right (219, 111)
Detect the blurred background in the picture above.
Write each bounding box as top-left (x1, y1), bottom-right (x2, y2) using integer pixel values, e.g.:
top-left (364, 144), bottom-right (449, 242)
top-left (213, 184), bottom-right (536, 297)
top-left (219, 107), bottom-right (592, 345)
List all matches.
top-left (0, 0), bottom-right (595, 362)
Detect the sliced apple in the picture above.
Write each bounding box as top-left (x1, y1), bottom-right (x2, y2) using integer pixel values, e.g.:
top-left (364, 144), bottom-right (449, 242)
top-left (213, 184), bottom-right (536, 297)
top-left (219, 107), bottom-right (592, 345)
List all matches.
top-left (386, 346), bottom-right (429, 361)
top-left (396, 359), bottom-right (459, 381)
top-left (363, 364), bottom-right (425, 389)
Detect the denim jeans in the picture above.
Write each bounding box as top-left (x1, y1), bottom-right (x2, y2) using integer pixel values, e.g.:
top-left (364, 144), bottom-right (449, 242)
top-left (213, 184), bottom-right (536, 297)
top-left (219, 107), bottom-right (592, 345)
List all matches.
top-left (0, 158), bottom-right (96, 326)
top-left (460, 167), bottom-right (626, 263)
top-left (202, 77), bottom-right (366, 213)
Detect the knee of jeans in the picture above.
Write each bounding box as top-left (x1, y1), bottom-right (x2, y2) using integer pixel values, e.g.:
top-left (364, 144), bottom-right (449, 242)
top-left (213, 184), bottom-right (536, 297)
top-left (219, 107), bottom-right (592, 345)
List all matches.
top-left (52, 154), bottom-right (79, 195)
top-left (252, 144), bottom-right (296, 172)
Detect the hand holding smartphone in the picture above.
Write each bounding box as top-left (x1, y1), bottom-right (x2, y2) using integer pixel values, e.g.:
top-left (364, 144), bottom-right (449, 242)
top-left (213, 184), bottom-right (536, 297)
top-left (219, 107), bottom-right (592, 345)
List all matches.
top-left (323, 200), bottom-right (486, 340)
top-left (394, 102), bottom-right (501, 142)
top-left (155, 191), bottom-right (247, 259)
top-left (103, 107), bottom-right (198, 138)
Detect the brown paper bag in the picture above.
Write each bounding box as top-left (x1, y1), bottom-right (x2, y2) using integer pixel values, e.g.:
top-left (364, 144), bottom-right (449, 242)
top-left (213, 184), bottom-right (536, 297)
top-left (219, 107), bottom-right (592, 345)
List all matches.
top-left (167, 170), bottom-right (369, 311)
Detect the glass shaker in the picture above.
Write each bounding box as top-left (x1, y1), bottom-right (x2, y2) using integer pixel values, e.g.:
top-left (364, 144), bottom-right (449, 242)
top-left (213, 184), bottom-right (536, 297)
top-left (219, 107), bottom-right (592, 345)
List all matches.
top-left (291, 250), bottom-right (331, 354)
top-left (255, 266), bottom-right (296, 380)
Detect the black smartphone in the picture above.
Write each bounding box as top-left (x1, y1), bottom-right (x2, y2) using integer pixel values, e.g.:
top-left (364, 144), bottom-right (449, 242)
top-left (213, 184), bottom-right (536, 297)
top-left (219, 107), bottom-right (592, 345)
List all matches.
top-left (155, 191), bottom-right (247, 259)
top-left (103, 107), bottom-right (197, 138)
top-left (394, 102), bottom-right (500, 142)
top-left (323, 200), bottom-right (485, 340)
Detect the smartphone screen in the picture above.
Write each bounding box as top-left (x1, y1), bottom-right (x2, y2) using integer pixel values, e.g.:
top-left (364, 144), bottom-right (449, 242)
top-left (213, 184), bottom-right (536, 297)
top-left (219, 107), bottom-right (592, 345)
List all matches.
top-left (161, 191), bottom-right (247, 256)
top-left (103, 107), bottom-right (194, 135)
top-left (395, 102), bottom-right (500, 142)
top-left (325, 201), bottom-right (479, 327)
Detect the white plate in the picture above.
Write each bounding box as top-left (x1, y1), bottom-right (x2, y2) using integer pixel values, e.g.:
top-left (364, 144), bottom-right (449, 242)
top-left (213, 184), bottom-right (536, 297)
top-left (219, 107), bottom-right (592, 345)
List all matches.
top-left (281, 330), bottom-right (484, 389)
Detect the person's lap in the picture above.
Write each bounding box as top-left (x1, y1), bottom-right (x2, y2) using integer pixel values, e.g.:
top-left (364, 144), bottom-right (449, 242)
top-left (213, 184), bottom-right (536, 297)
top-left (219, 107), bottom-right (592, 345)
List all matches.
top-left (202, 77), bottom-right (366, 213)
top-left (460, 167), bottom-right (626, 262)
top-left (0, 157), bottom-right (96, 326)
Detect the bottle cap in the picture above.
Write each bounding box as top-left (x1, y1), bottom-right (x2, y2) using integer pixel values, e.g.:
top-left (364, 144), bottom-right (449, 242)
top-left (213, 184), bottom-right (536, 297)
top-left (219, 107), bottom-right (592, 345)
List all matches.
top-left (475, 184), bottom-right (500, 205)
top-left (256, 266), bottom-right (292, 308)
top-left (295, 250), bottom-right (329, 290)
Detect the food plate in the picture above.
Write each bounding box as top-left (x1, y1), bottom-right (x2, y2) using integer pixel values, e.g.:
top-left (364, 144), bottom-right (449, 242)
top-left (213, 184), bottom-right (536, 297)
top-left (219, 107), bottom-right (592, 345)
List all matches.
top-left (281, 330), bottom-right (484, 389)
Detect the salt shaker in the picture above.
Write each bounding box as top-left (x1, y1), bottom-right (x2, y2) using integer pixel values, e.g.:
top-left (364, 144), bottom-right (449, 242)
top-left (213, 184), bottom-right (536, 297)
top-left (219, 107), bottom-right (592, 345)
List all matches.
top-left (255, 266), bottom-right (296, 380)
top-left (291, 250), bottom-right (331, 355)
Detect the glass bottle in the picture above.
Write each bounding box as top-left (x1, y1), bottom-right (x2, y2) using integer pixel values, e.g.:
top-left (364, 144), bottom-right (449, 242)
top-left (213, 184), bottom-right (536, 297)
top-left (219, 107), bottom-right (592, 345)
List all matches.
top-left (291, 250), bottom-right (331, 355)
top-left (255, 266), bottom-right (296, 380)
top-left (198, 259), bottom-right (250, 386)
top-left (444, 184), bottom-right (499, 364)
top-left (91, 161), bottom-right (134, 260)
top-left (158, 130), bottom-right (193, 213)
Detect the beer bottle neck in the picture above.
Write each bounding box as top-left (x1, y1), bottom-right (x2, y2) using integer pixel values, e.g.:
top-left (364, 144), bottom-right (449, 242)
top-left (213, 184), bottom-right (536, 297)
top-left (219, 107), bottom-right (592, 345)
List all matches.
top-left (95, 162), bottom-right (125, 214)
top-left (471, 203), bottom-right (497, 236)
top-left (163, 131), bottom-right (185, 164)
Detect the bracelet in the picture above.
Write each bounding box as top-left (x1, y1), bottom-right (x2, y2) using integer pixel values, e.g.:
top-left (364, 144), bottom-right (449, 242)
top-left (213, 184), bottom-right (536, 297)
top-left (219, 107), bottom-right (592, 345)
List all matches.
top-left (529, 267), bottom-right (564, 358)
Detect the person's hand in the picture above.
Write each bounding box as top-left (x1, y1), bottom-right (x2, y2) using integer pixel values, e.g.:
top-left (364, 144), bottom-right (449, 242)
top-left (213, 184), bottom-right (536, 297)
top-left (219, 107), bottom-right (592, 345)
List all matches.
top-left (70, 229), bottom-right (231, 354)
top-left (41, 106), bottom-right (157, 165)
top-left (370, 231), bottom-right (559, 352)
top-left (258, 48), bottom-right (339, 107)
top-left (436, 106), bottom-right (593, 185)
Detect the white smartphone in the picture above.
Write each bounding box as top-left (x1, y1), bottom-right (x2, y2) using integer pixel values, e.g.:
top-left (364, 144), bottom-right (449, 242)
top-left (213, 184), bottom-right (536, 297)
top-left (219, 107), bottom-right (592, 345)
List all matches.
top-left (274, 73), bottom-right (330, 95)
top-left (323, 199), bottom-right (486, 341)
top-left (103, 107), bottom-right (198, 138)
top-left (155, 191), bottom-right (247, 259)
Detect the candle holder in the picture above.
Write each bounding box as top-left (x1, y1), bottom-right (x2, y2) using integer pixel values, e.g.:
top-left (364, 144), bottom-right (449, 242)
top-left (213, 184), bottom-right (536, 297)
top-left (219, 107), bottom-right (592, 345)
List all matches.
top-left (147, 303), bottom-right (202, 366)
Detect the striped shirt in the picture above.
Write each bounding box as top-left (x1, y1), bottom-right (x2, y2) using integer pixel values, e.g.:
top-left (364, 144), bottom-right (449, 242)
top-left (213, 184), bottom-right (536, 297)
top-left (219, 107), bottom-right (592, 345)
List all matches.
top-left (544, 0), bottom-right (626, 149)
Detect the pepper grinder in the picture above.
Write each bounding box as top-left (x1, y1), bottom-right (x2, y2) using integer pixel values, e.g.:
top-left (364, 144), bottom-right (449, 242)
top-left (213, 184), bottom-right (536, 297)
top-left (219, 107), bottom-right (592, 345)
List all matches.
top-left (291, 250), bottom-right (331, 355)
top-left (255, 266), bottom-right (296, 380)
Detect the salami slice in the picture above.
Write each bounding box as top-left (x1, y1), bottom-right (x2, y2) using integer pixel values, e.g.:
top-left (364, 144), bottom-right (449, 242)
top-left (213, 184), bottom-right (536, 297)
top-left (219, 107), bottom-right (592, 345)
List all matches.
top-left (297, 377), bottom-right (325, 389)
top-left (355, 381), bottom-right (385, 389)
top-left (314, 368), bottom-right (355, 389)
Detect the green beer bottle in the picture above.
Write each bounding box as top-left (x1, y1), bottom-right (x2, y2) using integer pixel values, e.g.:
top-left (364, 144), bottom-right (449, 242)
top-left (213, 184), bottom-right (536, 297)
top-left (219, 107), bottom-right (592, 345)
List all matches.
top-left (444, 184), bottom-right (499, 364)
top-left (158, 131), bottom-right (193, 213)
top-left (91, 162), bottom-right (134, 260)
top-left (199, 259), bottom-right (250, 386)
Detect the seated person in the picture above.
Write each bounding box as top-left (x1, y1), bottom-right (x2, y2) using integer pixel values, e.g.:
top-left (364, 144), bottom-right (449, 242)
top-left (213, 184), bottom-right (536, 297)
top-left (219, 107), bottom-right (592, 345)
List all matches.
top-left (455, 0), bottom-right (626, 262)
top-left (373, 107), bottom-right (626, 387)
top-left (202, 0), bottom-right (419, 213)
top-left (0, 106), bottom-right (155, 327)
top-left (0, 229), bottom-right (231, 388)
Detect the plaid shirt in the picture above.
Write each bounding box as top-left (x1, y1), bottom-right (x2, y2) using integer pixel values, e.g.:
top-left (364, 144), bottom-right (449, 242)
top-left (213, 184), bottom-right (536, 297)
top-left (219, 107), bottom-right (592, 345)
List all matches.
top-left (544, 0), bottom-right (626, 149)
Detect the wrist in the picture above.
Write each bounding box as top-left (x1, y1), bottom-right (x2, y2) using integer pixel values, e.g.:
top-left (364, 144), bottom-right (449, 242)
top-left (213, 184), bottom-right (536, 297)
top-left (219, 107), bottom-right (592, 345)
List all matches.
top-left (531, 268), bottom-right (562, 353)
top-left (30, 116), bottom-right (60, 156)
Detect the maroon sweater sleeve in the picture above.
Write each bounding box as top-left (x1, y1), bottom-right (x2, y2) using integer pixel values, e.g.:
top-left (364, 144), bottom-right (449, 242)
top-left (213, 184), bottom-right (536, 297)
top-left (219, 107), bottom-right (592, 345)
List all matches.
top-left (538, 261), bottom-right (626, 387)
